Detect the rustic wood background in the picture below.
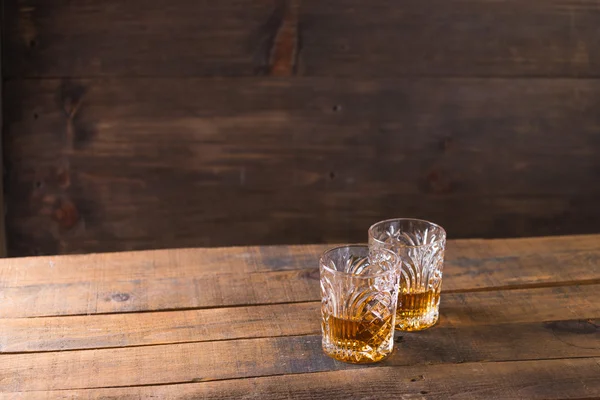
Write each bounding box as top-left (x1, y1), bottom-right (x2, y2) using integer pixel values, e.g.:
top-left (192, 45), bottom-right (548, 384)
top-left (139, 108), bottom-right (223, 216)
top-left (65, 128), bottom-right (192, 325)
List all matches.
top-left (3, 0), bottom-right (600, 256)
top-left (0, 9), bottom-right (6, 257)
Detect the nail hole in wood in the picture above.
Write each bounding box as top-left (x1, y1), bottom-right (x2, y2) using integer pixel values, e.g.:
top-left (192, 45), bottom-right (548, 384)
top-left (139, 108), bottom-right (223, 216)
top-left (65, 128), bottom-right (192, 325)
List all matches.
top-left (29, 39), bottom-right (37, 48)
top-left (111, 293), bottom-right (130, 302)
top-left (329, 172), bottom-right (336, 180)
top-left (332, 104), bottom-right (342, 112)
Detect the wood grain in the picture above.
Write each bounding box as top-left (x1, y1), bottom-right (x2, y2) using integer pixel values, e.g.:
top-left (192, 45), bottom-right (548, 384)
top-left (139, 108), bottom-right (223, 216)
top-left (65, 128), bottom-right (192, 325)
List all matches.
top-left (300, 0), bottom-right (600, 78)
top-left (0, 241), bottom-right (598, 397)
top-left (5, 77), bottom-right (600, 255)
top-left (2, 238), bottom-right (599, 318)
top-left (0, 15), bottom-right (6, 257)
top-left (2, 284), bottom-right (599, 353)
top-left (2, 235), bottom-right (599, 287)
top-left (449, 234), bottom-right (600, 261)
top-left (3, 0), bottom-right (284, 78)
top-left (3, 358), bottom-right (598, 400)
top-left (0, 268), bottom-right (320, 318)
top-left (1, 318), bottom-right (599, 392)
top-left (5, 0), bottom-right (600, 78)
top-left (3, 2), bottom-right (600, 396)
top-left (0, 244), bottom-right (327, 287)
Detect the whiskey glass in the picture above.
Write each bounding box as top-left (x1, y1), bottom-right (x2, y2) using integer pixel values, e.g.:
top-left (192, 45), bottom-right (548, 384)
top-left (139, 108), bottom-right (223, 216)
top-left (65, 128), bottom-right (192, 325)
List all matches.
top-left (320, 245), bottom-right (400, 363)
top-left (369, 219), bottom-right (446, 331)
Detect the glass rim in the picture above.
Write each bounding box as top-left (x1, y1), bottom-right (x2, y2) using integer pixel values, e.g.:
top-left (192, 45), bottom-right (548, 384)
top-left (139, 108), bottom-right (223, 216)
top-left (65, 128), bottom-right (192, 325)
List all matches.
top-left (368, 218), bottom-right (447, 248)
top-left (319, 244), bottom-right (398, 279)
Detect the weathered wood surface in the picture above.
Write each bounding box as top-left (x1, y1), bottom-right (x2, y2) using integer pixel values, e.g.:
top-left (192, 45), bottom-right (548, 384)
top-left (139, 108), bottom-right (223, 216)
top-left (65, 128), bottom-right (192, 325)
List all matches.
top-left (1, 235), bottom-right (599, 318)
top-left (0, 12), bottom-right (6, 257)
top-left (2, 322), bottom-right (600, 392)
top-left (2, 359), bottom-right (598, 400)
top-left (301, 0), bottom-right (600, 78)
top-left (5, 0), bottom-right (600, 78)
top-left (3, 285), bottom-right (599, 353)
top-left (4, 0), bottom-right (600, 255)
top-left (0, 235), bottom-right (599, 397)
top-left (5, 78), bottom-right (600, 255)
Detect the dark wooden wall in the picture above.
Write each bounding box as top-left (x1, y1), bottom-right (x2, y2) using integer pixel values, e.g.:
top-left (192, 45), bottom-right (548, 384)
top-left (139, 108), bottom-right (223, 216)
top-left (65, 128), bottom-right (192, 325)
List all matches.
top-left (0, 5), bottom-right (6, 257)
top-left (3, 0), bottom-right (600, 256)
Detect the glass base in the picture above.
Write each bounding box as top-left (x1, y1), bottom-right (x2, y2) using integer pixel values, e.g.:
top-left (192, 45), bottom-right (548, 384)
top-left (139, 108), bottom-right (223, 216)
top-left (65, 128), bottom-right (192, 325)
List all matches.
top-left (395, 308), bottom-right (439, 331)
top-left (322, 341), bottom-right (393, 364)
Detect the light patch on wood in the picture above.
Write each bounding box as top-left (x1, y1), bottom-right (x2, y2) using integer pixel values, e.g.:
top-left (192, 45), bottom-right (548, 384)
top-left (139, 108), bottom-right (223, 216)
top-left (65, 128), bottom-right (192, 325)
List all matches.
top-left (573, 41), bottom-right (590, 67)
top-left (269, 0), bottom-right (300, 76)
top-left (18, 5), bottom-right (37, 46)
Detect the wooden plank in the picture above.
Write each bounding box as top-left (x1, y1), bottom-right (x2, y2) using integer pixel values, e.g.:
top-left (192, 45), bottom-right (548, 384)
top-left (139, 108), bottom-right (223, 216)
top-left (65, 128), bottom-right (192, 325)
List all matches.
top-left (5, 0), bottom-right (600, 78)
top-left (1, 317), bottom-right (599, 392)
top-left (0, 244), bottom-right (327, 286)
top-left (300, 0), bottom-right (600, 78)
top-left (1, 235), bottom-right (599, 287)
top-left (2, 243), bottom-right (599, 318)
top-left (1, 252), bottom-right (598, 319)
top-left (3, 0), bottom-right (288, 78)
top-left (450, 234), bottom-right (600, 258)
top-left (5, 78), bottom-right (600, 255)
top-left (0, 268), bottom-right (321, 318)
top-left (0, 302), bottom-right (320, 353)
top-left (446, 246), bottom-right (600, 292)
top-left (2, 284), bottom-right (599, 353)
top-left (0, 3), bottom-right (6, 257)
top-left (3, 358), bottom-right (598, 400)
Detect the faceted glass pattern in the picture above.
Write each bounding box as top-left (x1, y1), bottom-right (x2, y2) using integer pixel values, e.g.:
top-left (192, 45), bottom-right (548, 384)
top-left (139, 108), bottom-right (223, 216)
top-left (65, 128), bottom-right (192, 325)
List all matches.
top-left (320, 245), bottom-right (400, 363)
top-left (369, 219), bottom-right (446, 331)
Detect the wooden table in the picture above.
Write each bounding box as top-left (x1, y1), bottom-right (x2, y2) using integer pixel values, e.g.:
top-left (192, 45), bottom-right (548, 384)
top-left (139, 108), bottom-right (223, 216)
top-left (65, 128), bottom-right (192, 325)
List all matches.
top-left (1, 235), bottom-right (599, 399)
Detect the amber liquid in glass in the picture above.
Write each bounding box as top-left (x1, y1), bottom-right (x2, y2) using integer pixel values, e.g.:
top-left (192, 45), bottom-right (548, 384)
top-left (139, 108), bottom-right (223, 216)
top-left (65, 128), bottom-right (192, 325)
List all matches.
top-left (396, 289), bottom-right (440, 331)
top-left (324, 313), bottom-right (393, 363)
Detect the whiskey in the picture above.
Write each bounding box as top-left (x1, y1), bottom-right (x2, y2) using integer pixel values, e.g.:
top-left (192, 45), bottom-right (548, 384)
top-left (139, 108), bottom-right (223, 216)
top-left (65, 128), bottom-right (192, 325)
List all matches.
top-left (322, 312), bottom-right (394, 363)
top-left (396, 288), bottom-right (441, 331)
